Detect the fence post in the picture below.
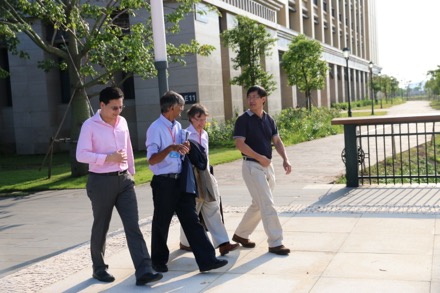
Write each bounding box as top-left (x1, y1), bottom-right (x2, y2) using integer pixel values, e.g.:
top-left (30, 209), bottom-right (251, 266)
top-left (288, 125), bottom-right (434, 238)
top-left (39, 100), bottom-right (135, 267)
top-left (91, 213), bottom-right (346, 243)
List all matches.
top-left (344, 124), bottom-right (359, 187)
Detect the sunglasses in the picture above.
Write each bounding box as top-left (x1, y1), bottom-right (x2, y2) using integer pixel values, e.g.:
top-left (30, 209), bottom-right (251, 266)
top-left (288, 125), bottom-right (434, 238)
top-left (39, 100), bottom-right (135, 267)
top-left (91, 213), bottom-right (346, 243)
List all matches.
top-left (109, 105), bottom-right (125, 111)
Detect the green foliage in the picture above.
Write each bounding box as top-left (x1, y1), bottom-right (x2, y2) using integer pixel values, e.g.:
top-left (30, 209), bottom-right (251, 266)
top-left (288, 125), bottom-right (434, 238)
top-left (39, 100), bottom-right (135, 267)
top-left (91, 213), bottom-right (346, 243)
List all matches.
top-left (206, 107), bottom-right (341, 148)
top-left (281, 34), bottom-right (328, 111)
top-left (205, 118), bottom-right (237, 148)
top-left (373, 74), bottom-right (399, 101)
top-left (0, 0), bottom-right (214, 101)
top-left (358, 137), bottom-right (440, 184)
top-left (426, 66), bottom-right (440, 96)
top-left (220, 15), bottom-right (277, 94)
top-left (0, 107), bottom-right (342, 192)
top-left (275, 107), bottom-right (341, 144)
top-left (0, 0), bottom-right (215, 176)
top-left (332, 97), bottom-right (405, 112)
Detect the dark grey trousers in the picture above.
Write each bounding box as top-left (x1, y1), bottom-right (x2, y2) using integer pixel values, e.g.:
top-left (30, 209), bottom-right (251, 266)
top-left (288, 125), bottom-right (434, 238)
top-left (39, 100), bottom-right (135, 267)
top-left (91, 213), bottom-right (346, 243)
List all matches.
top-left (86, 172), bottom-right (152, 279)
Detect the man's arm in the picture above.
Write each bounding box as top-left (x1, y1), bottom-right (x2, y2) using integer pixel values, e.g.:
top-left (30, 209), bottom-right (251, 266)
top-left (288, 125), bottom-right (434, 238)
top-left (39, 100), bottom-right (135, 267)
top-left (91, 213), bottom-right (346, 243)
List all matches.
top-left (235, 137), bottom-right (271, 167)
top-left (148, 143), bottom-right (190, 165)
top-left (273, 135), bottom-right (292, 174)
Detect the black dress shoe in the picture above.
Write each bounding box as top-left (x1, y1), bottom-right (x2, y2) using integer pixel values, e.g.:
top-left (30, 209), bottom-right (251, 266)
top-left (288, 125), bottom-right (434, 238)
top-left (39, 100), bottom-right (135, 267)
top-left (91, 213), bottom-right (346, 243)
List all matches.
top-left (232, 234), bottom-right (256, 248)
top-left (136, 272), bottom-right (163, 286)
top-left (152, 263), bottom-right (168, 273)
top-left (179, 242), bottom-right (192, 252)
top-left (199, 259), bottom-right (228, 272)
top-left (219, 242), bottom-right (239, 256)
top-left (268, 245), bottom-right (290, 255)
top-left (92, 271), bottom-right (115, 282)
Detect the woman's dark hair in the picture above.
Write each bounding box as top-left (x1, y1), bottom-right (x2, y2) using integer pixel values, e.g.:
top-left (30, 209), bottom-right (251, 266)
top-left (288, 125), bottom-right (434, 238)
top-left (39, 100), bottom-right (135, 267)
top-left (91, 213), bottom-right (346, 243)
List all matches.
top-left (187, 103), bottom-right (209, 119)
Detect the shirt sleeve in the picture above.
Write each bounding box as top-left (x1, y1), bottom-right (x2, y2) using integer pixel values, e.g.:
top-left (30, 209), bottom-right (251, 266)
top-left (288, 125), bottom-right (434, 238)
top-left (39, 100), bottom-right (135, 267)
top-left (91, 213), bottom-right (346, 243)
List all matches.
top-left (146, 124), bottom-right (160, 160)
top-left (233, 114), bottom-right (247, 139)
top-left (126, 130), bottom-right (135, 175)
top-left (270, 115), bottom-right (279, 137)
top-left (76, 121), bottom-right (107, 165)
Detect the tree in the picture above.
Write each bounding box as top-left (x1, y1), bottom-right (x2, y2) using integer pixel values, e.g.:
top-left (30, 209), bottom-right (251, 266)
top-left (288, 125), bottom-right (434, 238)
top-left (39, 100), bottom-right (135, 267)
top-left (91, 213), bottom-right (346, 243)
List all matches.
top-left (220, 15), bottom-right (277, 94)
top-left (389, 77), bottom-right (399, 98)
top-left (372, 75), bottom-right (382, 101)
top-left (0, 0), bottom-right (214, 176)
top-left (426, 66), bottom-right (440, 97)
top-left (281, 34), bottom-right (328, 112)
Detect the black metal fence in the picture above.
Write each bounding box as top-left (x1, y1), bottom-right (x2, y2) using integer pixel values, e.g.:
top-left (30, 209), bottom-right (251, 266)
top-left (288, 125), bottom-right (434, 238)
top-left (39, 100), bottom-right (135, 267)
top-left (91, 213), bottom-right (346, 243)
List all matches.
top-left (332, 115), bottom-right (440, 187)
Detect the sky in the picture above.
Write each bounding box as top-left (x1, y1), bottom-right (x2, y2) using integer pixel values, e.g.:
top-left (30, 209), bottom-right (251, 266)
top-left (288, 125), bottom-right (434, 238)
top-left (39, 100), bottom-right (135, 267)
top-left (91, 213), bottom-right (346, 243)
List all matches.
top-left (375, 0), bottom-right (440, 87)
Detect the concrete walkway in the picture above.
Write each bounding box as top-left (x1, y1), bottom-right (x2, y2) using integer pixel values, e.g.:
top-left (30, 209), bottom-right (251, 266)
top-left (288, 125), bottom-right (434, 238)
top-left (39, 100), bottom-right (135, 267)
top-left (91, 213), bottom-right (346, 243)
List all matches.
top-left (1, 101), bottom-right (440, 292)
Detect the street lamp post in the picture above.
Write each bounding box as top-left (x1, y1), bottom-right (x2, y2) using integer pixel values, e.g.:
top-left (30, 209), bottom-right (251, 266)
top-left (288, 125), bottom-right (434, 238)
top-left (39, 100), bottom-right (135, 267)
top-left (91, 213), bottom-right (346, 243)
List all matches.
top-left (378, 71), bottom-right (383, 109)
top-left (151, 0), bottom-right (169, 97)
top-left (343, 47), bottom-right (352, 117)
top-left (369, 61), bottom-right (374, 115)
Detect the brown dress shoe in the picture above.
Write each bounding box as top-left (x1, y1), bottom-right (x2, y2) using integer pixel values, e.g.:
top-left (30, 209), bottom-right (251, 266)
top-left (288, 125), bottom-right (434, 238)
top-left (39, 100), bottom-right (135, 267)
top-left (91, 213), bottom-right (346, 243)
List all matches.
top-left (219, 242), bottom-right (240, 256)
top-left (232, 234), bottom-right (256, 248)
top-left (179, 242), bottom-right (192, 251)
top-left (268, 245), bottom-right (290, 255)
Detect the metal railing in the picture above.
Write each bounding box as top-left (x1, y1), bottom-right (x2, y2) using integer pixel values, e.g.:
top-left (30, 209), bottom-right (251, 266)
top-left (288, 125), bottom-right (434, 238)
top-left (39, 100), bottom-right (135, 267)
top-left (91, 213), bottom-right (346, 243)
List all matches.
top-left (332, 114), bottom-right (440, 187)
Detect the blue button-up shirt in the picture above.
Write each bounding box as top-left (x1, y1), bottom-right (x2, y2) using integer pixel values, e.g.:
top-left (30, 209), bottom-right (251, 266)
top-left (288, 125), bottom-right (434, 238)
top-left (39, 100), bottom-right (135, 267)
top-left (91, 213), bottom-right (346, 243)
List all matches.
top-left (146, 114), bottom-right (184, 175)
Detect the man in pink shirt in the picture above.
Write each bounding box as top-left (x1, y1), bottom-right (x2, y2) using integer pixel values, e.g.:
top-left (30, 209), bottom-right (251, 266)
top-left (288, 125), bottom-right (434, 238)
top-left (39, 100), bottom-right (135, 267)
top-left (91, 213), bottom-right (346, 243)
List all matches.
top-left (76, 87), bottom-right (162, 286)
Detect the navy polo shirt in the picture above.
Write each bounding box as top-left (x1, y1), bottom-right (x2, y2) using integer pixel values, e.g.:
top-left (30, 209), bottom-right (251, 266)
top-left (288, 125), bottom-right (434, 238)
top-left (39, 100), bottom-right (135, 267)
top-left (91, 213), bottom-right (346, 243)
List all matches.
top-left (233, 109), bottom-right (278, 159)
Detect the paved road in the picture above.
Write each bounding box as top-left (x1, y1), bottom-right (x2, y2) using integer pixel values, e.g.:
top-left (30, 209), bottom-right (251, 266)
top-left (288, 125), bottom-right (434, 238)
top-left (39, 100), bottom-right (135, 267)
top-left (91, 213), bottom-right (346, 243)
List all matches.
top-left (0, 100), bottom-right (438, 279)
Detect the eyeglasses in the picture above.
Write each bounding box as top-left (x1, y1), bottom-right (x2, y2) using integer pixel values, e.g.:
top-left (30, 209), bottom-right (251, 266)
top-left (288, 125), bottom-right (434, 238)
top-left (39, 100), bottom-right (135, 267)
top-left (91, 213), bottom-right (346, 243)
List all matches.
top-left (193, 117), bottom-right (207, 122)
top-left (110, 105), bottom-right (125, 111)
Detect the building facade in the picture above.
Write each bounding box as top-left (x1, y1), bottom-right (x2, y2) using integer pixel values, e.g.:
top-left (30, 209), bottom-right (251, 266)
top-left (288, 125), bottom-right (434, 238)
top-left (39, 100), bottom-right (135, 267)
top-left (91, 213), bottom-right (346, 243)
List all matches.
top-left (0, 0), bottom-right (379, 154)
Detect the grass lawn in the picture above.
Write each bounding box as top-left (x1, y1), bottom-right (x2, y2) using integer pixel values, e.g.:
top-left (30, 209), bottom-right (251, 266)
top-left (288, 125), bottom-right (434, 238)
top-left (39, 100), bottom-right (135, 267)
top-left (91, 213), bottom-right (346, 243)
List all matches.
top-left (0, 148), bottom-right (242, 194)
top-left (0, 103), bottom-right (396, 194)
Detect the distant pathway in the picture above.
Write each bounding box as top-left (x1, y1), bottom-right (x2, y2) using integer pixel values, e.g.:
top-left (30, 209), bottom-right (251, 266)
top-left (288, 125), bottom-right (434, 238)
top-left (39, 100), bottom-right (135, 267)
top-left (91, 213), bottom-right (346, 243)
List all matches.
top-left (214, 100), bottom-right (440, 186)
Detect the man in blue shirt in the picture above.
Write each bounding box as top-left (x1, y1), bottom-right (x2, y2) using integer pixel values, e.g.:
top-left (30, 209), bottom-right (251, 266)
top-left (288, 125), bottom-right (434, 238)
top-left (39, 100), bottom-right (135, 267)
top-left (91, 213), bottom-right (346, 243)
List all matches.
top-left (146, 91), bottom-right (228, 272)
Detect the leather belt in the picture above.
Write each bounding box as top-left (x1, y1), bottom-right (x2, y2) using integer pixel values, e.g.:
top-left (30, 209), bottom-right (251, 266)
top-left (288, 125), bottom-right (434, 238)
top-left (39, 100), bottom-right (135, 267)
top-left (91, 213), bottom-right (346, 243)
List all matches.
top-left (89, 170), bottom-right (128, 176)
top-left (157, 173), bottom-right (180, 179)
top-left (242, 156), bottom-right (258, 162)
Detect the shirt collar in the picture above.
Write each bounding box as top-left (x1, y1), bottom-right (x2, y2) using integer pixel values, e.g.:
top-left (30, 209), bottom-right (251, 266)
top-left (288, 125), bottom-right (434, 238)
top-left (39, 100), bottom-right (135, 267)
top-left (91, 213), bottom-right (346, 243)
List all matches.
top-left (92, 109), bottom-right (120, 125)
top-left (187, 124), bottom-right (197, 133)
top-left (159, 114), bottom-right (176, 128)
top-left (246, 109), bottom-right (266, 118)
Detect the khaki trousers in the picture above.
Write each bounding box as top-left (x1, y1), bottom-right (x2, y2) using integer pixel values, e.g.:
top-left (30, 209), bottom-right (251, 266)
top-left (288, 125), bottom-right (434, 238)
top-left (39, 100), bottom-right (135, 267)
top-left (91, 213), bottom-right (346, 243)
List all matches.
top-left (180, 175), bottom-right (229, 248)
top-left (234, 160), bottom-right (284, 247)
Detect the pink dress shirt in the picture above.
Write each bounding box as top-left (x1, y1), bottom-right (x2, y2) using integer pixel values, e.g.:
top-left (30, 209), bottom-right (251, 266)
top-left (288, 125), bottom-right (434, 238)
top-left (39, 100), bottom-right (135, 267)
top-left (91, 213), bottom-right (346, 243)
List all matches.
top-left (76, 110), bottom-right (135, 174)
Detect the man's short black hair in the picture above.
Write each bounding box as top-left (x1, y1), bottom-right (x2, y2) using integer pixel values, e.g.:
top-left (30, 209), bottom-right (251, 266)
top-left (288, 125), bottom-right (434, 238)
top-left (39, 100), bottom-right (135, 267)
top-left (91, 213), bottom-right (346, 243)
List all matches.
top-left (247, 85), bottom-right (267, 98)
top-left (99, 87), bottom-right (124, 104)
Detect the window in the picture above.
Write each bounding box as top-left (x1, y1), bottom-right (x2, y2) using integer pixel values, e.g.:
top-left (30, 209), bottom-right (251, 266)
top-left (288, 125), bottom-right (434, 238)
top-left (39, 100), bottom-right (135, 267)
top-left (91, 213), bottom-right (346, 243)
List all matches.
top-left (0, 48), bottom-right (12, 107)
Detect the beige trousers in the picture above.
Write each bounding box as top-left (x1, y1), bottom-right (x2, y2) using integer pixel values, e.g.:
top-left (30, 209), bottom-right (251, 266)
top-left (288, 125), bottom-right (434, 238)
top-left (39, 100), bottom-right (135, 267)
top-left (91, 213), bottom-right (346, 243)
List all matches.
top-left (234, 160), bottom-right (284, 247)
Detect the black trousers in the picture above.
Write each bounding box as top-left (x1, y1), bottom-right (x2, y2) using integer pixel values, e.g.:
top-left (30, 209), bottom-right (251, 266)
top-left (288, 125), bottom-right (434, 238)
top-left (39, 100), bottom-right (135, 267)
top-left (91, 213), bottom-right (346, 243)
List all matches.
top-left (150, 175), bottom-right (217, 269)
top-left (87, 173), bottom-right (152, 278)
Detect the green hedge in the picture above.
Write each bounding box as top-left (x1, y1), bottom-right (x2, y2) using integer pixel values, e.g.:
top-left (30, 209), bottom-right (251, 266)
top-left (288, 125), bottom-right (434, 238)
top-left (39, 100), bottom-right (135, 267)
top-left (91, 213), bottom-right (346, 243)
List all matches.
top-left (206, 107), bottom-right (341, 148)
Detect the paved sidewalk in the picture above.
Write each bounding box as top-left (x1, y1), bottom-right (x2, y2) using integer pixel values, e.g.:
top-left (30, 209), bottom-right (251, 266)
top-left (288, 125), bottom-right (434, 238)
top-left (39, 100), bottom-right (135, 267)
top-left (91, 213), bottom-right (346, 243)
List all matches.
top-left (1, 101), bottom-right (440, 292)
top-left (2, 184), bottom-right (440, 292)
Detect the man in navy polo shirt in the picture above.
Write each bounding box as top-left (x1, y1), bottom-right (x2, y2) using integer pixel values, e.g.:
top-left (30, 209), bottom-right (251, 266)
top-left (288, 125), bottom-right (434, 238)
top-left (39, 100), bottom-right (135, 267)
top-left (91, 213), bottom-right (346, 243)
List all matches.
top-left (231, 85), bottom-right (292, 255)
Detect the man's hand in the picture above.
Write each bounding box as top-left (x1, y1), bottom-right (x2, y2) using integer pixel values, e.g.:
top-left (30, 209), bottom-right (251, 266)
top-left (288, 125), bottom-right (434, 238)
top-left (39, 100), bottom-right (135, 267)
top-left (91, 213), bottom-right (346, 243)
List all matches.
top-left (258, 155), bottom-right (271, 167)
top-left (175, 142), bottom-right (190, 155)
top-left (106, 150), bottom-right (127, 163)
top-left (283, 159), bottom-right (292, 175)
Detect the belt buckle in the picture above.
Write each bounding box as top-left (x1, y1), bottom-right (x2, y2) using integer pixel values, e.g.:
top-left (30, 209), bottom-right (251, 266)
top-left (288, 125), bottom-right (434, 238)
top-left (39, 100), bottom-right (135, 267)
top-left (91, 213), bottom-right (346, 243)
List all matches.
top-left (172, 173), bottom-right (178, 179)
top-left (117, 170), bottom-right (125, 176)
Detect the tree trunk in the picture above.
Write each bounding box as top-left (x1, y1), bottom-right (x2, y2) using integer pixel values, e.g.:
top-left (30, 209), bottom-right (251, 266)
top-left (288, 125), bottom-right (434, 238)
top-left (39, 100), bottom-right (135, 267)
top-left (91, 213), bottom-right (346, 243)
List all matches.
top-left (68, 36), bottom-right (90, 177)
top-left (69, 87), bottom-right (90, 177)
top-left (306, 91), bottom-right (312, 112)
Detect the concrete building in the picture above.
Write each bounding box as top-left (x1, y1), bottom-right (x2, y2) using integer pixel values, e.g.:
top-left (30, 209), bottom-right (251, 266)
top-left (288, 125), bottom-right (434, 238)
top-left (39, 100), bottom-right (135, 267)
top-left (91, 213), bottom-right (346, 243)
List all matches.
top-left (0, 0), bottom-right (379, 154)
